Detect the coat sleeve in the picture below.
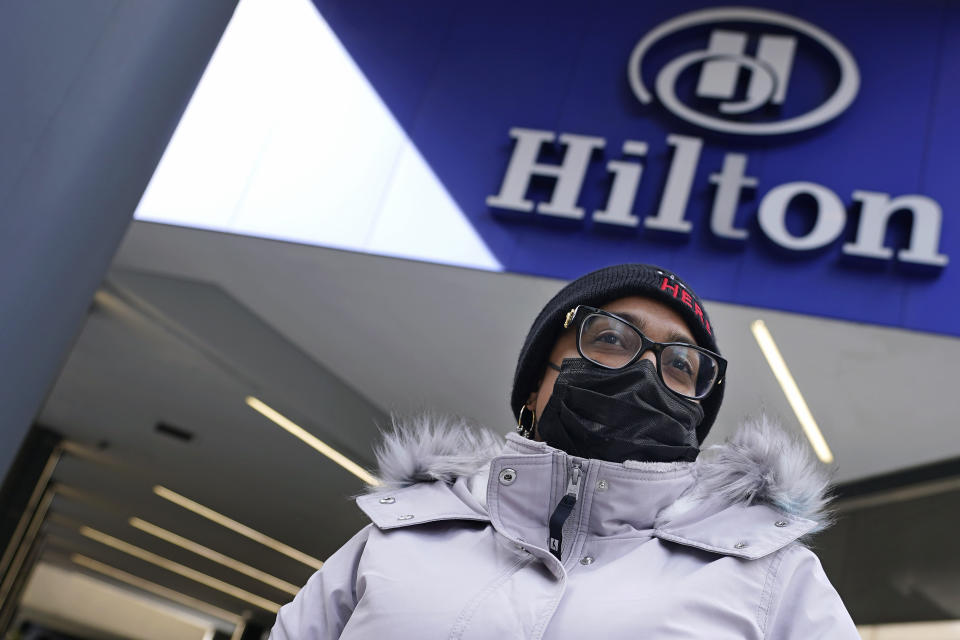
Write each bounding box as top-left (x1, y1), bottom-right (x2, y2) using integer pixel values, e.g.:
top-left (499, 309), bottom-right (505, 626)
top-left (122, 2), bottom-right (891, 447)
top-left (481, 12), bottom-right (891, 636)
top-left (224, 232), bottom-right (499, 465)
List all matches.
top-left (269, 525), bottom-right (371, 640)
top-left (762, 544), bottom-right (859, 640)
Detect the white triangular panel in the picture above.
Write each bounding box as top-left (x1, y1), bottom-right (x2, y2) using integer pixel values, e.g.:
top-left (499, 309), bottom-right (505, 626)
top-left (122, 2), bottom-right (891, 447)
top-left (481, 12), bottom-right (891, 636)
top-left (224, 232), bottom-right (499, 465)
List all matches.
top-left (135, 0), bottom-right (502, 272)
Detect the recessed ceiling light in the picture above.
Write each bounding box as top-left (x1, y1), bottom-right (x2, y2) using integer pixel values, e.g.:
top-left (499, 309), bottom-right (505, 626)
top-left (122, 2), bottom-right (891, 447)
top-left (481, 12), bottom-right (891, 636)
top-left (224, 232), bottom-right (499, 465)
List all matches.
top-left (129, 518), bottom-right (299, 596)
top-left (153, 485), bottom-right (324, 570)
top-left (79, 526), bottom-right (283, 612)
top-left (71, 553), bottom-right (240, 624)
top-left (245, 396), bottom-right (380, 486)
top-left (750, 319), bottom-right (834, 464)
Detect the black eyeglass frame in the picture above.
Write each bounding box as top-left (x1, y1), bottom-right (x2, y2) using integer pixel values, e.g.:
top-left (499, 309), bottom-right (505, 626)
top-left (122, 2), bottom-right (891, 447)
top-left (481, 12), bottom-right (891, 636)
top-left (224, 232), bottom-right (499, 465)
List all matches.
top-left (564, 305), bottom-right (728, 400)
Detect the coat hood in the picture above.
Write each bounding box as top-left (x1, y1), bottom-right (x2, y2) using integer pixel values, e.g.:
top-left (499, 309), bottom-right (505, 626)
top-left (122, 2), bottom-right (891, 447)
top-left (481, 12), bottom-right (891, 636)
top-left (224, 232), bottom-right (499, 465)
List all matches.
top-left (370, 413), bottom-right (833, 529)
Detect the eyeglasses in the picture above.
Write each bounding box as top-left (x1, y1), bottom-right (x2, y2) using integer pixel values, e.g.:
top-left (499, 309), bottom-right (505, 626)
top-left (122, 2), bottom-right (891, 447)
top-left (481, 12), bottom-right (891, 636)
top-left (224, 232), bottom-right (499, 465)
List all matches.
top-left (564, 305), bottom-right (726, 399)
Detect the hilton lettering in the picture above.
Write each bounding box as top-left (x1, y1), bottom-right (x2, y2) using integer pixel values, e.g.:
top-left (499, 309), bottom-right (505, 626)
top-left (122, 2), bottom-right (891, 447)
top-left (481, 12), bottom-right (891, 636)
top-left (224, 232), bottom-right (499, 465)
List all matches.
top-left (486, 127), bottom-right (949, 268)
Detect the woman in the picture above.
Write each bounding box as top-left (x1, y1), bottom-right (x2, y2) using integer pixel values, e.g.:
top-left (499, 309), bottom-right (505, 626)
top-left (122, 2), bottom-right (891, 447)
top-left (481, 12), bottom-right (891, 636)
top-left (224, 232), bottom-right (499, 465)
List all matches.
top-left (270, 263), bottom-right (858, 639)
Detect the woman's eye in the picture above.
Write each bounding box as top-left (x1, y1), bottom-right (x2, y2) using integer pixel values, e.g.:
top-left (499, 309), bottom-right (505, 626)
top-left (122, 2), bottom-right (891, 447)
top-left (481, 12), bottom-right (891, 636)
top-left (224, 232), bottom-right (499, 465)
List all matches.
top-left (671, 360), bottom-right (693, 373)
top-left (595, 331), bottom-right (624, 345)
top-left (667, 356), bottom-right (695, 376)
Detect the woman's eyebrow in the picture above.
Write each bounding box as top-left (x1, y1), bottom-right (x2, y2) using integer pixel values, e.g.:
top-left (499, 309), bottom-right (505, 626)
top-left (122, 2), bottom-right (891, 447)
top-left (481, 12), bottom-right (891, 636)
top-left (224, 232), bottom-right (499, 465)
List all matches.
top-left (615, 311), bottom-right (696, 345)
top-left (664, 330), bottom-right (697, 346)
top-left (614, 311), bottom-right (647, 332)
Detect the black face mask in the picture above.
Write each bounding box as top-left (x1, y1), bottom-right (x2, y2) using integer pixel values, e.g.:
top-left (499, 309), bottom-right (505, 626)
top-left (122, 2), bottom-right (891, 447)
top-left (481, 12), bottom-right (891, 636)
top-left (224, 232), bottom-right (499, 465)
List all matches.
top-left (537, 358), bottom-right (703, 463)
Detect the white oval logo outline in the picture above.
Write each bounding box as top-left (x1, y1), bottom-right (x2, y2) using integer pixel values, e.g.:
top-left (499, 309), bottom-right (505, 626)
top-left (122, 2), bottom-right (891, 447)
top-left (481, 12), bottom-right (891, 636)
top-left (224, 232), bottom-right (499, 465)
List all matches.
top-left (628, 7), bottom-right (860, 135)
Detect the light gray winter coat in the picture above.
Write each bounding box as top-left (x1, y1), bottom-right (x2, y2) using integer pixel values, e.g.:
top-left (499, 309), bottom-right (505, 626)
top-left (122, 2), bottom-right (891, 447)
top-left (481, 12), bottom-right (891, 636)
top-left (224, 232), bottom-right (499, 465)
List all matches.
top-left (271, 416), bottom-right (858, 639)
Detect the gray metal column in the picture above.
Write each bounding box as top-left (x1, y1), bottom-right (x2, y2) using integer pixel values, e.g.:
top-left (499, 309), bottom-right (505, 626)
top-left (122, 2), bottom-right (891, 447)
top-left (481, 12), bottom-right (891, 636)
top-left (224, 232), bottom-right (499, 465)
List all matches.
top-left (0, 0), bottom-right (238, 482)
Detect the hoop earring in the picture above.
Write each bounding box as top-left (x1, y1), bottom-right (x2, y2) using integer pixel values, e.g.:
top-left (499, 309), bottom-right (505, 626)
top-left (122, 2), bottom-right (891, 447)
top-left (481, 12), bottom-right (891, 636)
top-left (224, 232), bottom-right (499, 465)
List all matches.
top-left (517, 405), bottom-right (535, 439)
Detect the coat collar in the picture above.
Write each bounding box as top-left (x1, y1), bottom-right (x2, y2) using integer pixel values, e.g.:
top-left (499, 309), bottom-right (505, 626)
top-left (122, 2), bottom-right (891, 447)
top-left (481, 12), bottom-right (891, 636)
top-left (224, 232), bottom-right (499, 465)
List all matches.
top-left (491, 433), bottom-right (696, 539)
top-left (357, 413), bottom-right (830, 559)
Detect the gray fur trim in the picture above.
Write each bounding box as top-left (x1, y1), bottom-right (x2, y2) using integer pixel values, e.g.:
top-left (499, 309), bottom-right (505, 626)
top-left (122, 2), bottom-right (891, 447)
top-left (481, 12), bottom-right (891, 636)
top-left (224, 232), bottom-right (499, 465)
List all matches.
top-left (369, 413), bottom-right (833, 530)
top-left (693, 415), bottom-right (833, 530)
top-left (371, 413), bottom-right (504, 492)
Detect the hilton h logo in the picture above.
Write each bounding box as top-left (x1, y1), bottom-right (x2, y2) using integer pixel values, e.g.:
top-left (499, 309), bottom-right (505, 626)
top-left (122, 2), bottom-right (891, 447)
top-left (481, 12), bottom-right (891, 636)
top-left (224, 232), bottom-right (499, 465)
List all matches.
top-left (628, 7), bottom-right (860, 135)
top-left (695, 29), bottom-right (797, 113)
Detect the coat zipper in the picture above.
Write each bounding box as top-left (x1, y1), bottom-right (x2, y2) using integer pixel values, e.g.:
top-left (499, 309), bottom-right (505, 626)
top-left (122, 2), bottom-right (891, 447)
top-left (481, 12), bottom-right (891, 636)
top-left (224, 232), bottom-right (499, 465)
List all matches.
top-left (547, 461), bottom-right (581, 560)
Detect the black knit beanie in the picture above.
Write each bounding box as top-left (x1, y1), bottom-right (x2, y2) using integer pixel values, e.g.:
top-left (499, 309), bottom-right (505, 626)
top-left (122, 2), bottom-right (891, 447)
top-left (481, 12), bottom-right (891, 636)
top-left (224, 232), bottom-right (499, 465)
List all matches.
top-left (510, 263), bottom-right (723, 443)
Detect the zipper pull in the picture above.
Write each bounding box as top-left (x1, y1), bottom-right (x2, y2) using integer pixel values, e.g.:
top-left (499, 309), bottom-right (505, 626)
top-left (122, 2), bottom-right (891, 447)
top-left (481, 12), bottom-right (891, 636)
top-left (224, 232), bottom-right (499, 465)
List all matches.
top-left (548, 462), bottom-right (582, 560)
top-left (565, 463), bottom-right (582, 497)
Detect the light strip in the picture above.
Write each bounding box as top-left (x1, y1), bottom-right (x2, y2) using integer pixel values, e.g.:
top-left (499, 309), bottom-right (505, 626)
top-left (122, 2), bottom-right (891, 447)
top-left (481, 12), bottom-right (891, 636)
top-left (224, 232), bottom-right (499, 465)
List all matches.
top-left (79, 526), bottom-right (282, 612)
top-left (0, 448), bottom-right (61, 583)
top-left (71, 553), bottom-right (240, 624)
top-left (750, 319), bottom-right (834, 464)
top-left (835, 476), bottom-right (960, 513)
top-left (857, 621), bottom-right (960, 636)
top-left (153, 485), bottom-right (324, 570)
top-left (130, 518), bottom-right (299, 595)
top-left (245, 396), bottom-right (381, 486)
